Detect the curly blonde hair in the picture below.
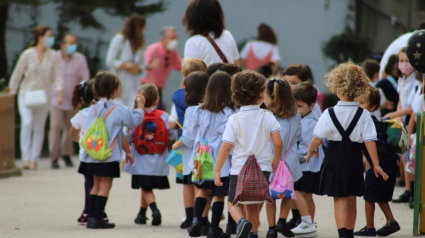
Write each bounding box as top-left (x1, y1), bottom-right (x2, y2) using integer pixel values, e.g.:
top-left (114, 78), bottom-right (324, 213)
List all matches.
top-left (326, 61), bottom-right (370, 100)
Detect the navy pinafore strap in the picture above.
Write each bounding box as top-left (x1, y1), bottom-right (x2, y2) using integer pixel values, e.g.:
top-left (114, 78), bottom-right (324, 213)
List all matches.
top-left (328, 107), bottom-right (364, 142)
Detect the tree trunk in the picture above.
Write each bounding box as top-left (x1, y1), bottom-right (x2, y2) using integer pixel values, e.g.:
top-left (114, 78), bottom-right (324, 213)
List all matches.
top-left (0, 4), bottom-right (9, 82)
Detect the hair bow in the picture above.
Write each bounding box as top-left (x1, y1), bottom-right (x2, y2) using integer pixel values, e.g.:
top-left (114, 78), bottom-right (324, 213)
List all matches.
top-left (267, 79), bottom-right (285, 97)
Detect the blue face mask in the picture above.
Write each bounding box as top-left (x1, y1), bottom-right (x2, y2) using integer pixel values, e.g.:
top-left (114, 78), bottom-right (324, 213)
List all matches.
top-left (66, 44), bottom-right (77, 55)
top-left (45, 36), bottom-right (55, 48)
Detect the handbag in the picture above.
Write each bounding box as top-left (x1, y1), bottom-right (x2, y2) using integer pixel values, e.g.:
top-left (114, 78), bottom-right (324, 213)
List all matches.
top-left (167, 115), bottom-right (184, 179)
top-left (232, 111), bottom-right (273, 205)
top-left (24, 90), bottom-right (47, 109)
top-left (205, 35), bottom-right (229, 63)
top-left (269, 135), bottom-right (298, 200)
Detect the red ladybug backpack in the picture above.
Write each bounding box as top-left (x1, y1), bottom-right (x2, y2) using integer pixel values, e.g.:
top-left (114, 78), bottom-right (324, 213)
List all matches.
top-left (134, 110), bottom-right (169, 155)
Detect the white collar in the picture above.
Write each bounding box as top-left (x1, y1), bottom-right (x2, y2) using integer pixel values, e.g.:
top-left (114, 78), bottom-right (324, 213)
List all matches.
top-left (336, 101), bottom-right (358, 106)
top-left (240, 105), bottom-right (261, 111)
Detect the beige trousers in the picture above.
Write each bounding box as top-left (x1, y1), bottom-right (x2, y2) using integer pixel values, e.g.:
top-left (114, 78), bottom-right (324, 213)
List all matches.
top-left (49, 107), bottom-right (75, 160)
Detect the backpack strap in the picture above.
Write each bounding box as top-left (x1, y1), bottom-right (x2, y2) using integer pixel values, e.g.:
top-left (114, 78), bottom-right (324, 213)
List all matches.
top-left (282, 133), bottom-right (298, 161)
top-left (205, 35), bottom-right (229, 63)
top-left (170, 114), bottom-right (183, 130)
top-left (103, 105), bottom-right (118, 150)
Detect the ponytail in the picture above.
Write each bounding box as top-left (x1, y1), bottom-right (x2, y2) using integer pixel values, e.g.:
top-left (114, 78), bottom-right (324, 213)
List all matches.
top-left (72, 80), bottom-right (96, 109)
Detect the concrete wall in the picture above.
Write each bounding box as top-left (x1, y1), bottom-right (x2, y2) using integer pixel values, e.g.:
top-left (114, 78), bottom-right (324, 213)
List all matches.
top-left (6, 0), bottom-right (350, 109)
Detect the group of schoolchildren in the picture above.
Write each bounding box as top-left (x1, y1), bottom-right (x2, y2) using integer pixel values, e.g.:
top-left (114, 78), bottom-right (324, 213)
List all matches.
top-left (67, 49), bottom-right (422, 238)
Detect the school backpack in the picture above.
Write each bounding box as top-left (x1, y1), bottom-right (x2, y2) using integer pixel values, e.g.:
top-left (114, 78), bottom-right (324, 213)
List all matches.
top-left (233, 111), bottom-right (273, 205)
top-left (382, 118), bottom-right (410, 154)
top-left (192, 139), bottom-right (215, 184)
top-left (134, 109), bottom-right (169, 155)
top-left (81, 106), bottom-right (118, 161)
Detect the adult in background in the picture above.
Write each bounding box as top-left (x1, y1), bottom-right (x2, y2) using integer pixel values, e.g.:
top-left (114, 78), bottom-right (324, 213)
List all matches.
top-left (240, 23), bottom-right (281, 70)
top-left (106, 14), bottom-right (145, 108)
top-left (142, 27), bottom-right (182, 110)
top-left (183, 0), bottom-right (240, 66)
top-left (50, 33), bottom-right (89, 169)
top-left (8, 25), bottom-right (62, 170)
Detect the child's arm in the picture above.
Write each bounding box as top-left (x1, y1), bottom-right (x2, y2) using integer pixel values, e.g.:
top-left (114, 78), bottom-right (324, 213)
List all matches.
top-left (364, 141), bottom-right (389, 180)
top-left (383, 107), bottom-right (411, 119)
top-left (70, 126), bottom-right (80, 142)
top-left (121, 94), bottom-right (145, 128)
top-left (214, 142), bottom-right (233, 186)
top-left (173, 108), bottom-right (198, 150)
top-left (271, 131), bottom-right (283, 172)
top-left (122, 137), bottom-right (134, 165)
top-left (305, 137), bottom-right (323, 162)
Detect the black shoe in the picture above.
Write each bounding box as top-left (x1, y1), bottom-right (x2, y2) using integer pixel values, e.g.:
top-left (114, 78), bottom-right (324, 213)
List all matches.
top-left (225, 223), bottom-right (237, 235)
top-left (87, 217), bottom-right (115, 229)
top-left (103, 212), bottom-right (109, 222)
top-left (51, 159), bottom-right (60, 169)
top-left (376, 221), bottom-right (400, 236)
top-left (189, 217), bottom-right (202, 237)
top-left (152, 210), bottom-right (162, 226)
top-left (353, 226), bottom-right (376, 236)
top-left (62, 155), bottom-right (74, 167)
top-left (201, 224), bottom-right (211, 236)
top-left (247, 232), bottom-right (259, 238)
top-left (236, 218), bottom-right (252, 238)
top-left (77, 213), bottom-right (88, 224)
top-left (409, 196), bottom-right (414, 209)
top-left (181, 218), bottom-right (192, 229)
top-left (392, 191), bottom-right (410, 203)
top-left (286, 217), bottom-right (301, 229)
top-left (207, 227), bottom-right (231, 238)
top-left (266, 228), bottom-right (278, 238)
top-left (134, 214), bottom-right (147, 225)
top-left (276, 220), bottom-right (294, 237)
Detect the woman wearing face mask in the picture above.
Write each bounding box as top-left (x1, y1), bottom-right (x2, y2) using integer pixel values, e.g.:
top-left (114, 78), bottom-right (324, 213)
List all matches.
top-left (8, 25), bottom-right (63, 170)
top-left (106, 14), bottom-right (146, 108)
top-left (141, 26), bottom-right (182, 110)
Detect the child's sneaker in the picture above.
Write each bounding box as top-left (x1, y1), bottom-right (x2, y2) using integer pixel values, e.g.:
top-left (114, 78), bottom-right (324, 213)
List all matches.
top-left (77, 213), bottom-right (88, 224)
top-left (226, 223), bottom-right (237, 235)
top-left (207, 227), bottom-right (230, 238)
top-left (247, 232), bottom-right (258, 238)
top-left (189, 217), bottom-right (202, 237)
top-left (266, 228), bottom-right (278, 238)
top-left (276, 220), bottom-right (294, 237)
top-left (134, 214), bottom-right (147, 225)
top-left (376, 221), bottom-right (400, 236)
top-left (151, 210), bottom-right (162, 226)
top-left (291, 221), bottom-right (317, 237)
top-left (353, 227), bottom-right (377, 237)
top-left (236, 218), bottom-right (252, 238)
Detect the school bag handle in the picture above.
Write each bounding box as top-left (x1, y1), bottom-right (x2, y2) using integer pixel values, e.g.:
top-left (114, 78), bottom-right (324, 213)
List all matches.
top-left (234, 111), bottom-right (270, 156)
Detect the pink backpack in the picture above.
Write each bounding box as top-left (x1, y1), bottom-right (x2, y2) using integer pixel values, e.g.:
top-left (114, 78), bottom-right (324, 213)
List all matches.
top-left (232, 111), bottom-right (273, 205)
top-left (269, 134), bottom-right (297, 200)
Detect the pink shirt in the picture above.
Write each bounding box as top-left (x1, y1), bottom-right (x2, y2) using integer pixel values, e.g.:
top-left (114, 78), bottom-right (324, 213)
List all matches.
top-left (52, 51), bottom-right (90, 110)
top-left (142, 42), bottom-right (182, 89)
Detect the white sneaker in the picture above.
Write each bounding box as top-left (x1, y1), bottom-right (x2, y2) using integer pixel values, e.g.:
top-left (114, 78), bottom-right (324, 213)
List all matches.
top-left (291, 221), bottom-right (317, 237)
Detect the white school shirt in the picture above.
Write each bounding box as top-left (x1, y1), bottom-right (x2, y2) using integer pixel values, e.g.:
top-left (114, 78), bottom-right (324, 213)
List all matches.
top-left (222, 105), bottom-right (281, 175)
top-left (184, 30), bottom-right (240, 66)
top-left (180, 106), bottom-right (200, 175)
top-left (298, 111), bottom-right (324, 173)
top-left (124, 107), bottom-right (177, 176)
top-left (412, 93), bottom-right (425, 113)
top-left (240, 41), bottom-right (281, 61)
top-left (70, 107), bottom-right (91, 161)
top-left (313, 101), bottom-right (377, 143)
top-left (191, 107), bottom-right (235, 177)
top-left (398, 74), bottom-right (421, 110)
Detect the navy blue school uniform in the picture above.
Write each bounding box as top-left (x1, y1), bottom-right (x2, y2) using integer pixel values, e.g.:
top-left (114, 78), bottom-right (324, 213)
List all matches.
top-left (313, 101), bottom-right (377, 197)
top-left (362, 116), bottom-right (399, 203)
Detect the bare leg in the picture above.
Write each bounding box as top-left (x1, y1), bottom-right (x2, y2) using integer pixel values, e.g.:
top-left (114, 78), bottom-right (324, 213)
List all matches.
top-left (142, 189), bottom-right (156, 204)
top-left (280, 199), bottom-right (292, 219)
top-left (184, 184), bottom-right (195, 208)
top-left (378, 202), bottom-right (395, 221)
top-left (141, 190), bottom-right (148, 208)
top-left (91, 176), bottom-right (101, 195)
top-left (334, 197), bottom-right (348, 229)
top-left (98, 177), bottom-right (113, 197)
top-left (301, 192), bottom-right (316, 221)
top-left (365, 201), bottom-right (375, 228)
top-left (266, 202), bottom-right (276, 227)
top-left (346, 196), bottom-right (357, 230)
top-left (203, 195), bottom-right (212, 218)
top-left (229, 202), bottom-right (245, 223)
top-left (294, 191), bottom-right (310, 217)
top-left (246, 204), bottom-right (260, 233)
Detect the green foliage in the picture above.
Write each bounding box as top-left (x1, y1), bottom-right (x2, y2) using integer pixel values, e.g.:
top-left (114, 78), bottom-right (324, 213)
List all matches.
top-left (322, 28), bottom-right (373, 66)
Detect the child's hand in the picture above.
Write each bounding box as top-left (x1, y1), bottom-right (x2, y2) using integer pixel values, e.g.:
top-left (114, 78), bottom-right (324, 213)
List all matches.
top-left (136, 94), bottom-right (146, 110)
top-left (305, 150), bottom-right (318, 163)
top-left (172, 140), bottom-right (182, 150)
top-left (214, 170), bottom-right (223, 186)
top-left (374, 165), bottom-right (389, 181)
top-left (126, 152), bottom-right (134, 165)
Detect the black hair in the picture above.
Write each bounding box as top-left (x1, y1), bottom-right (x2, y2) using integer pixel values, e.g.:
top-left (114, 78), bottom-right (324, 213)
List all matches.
top-left (362, 59), bottom-right (380, 80)
top-left (293, 82), bottom-right (318, 106)
top-left (71, 80), bottom-right (96, 109)
top-left (182, 0), bottom-right (225, 37)
top-left (255, 62), bottom-right (274, 78)
top-left (384, 54), bottom-right (400, 78)
top-left (94, 71), bottom-right (120, 101)
top-left (257, 23), bottom-right (277, 45)
top-left (184, 71), bottom-right (209, 106)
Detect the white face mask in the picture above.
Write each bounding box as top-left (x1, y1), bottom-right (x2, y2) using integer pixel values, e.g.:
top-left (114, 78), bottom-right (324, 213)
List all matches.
top-left (167, 40), bottom-right (178, 51)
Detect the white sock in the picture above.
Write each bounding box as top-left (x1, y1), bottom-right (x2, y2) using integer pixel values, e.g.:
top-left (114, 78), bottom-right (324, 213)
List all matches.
top-left (301, 215), bottom-right (313, 224)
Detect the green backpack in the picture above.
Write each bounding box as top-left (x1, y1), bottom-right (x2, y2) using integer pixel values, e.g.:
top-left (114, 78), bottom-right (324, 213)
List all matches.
top-left (383, 118), bottom-right (410, 154)
top-left (81, 106), bottom-right (118, 161)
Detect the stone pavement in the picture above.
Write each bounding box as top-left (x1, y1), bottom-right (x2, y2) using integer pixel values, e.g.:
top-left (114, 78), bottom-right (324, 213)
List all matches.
top-left (0, 158), bottom-right (414, 238)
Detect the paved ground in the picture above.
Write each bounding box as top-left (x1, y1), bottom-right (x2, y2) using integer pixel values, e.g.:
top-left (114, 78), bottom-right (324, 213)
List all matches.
top-left (0, 157), bottom-right (415, 238)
